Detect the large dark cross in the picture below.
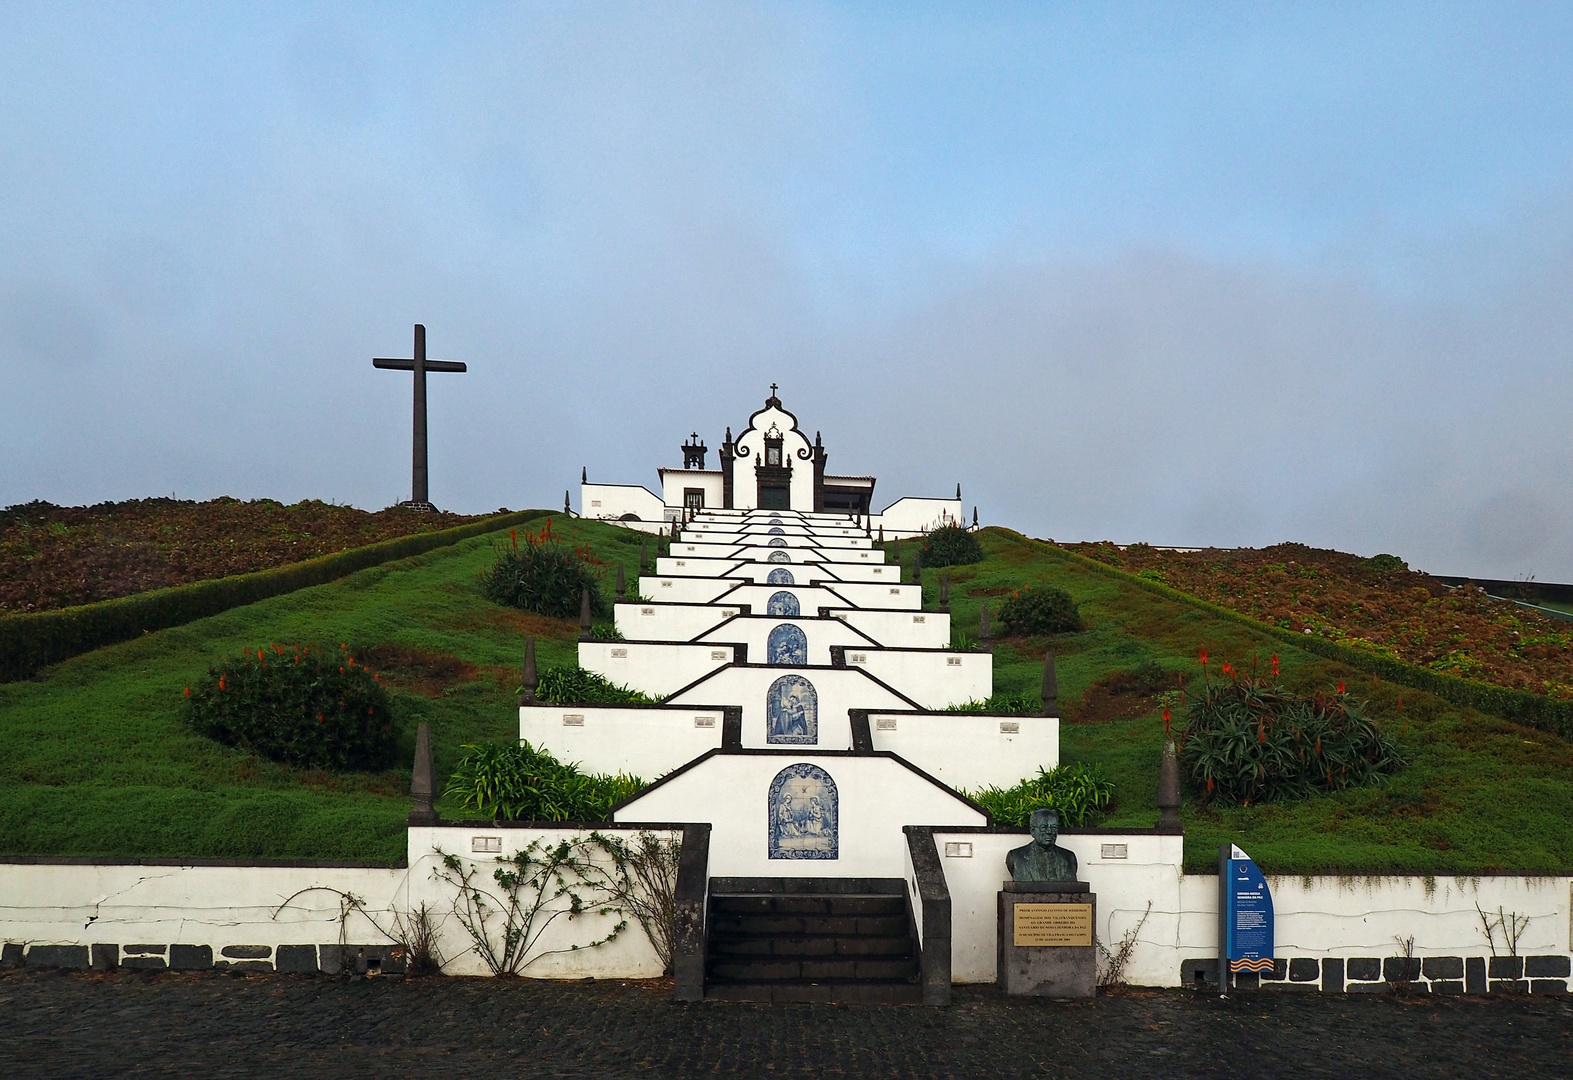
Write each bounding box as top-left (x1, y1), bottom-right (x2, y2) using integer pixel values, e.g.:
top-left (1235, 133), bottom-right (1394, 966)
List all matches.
top-left (373, 324), bottom-right (466, 509)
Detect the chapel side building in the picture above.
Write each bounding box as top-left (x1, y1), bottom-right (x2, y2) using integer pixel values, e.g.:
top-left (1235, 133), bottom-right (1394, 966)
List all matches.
top-left (579, 388), bottom-right (964, 538)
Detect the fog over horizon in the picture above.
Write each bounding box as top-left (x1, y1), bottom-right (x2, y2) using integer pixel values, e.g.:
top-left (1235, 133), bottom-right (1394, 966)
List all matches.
top-left (4, 4), bottom-right (1573, 580)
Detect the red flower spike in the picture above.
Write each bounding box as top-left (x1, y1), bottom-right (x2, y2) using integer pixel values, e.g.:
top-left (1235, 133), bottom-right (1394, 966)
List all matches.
top-left (1337, 680), bottom-right (1346, 694)
top-left (218, 677), bottom-right (225, 691)
top-left (1270, 654), bottom-right (1279, 676)
top-left (1199, 648), bottom-right (1209, 666)
top-left (184, 687), bottom-right (190, 697)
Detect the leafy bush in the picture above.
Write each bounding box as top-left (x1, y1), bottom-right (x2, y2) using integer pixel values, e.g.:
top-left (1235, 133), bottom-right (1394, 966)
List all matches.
top-left (995, 584), bottom-right (1081, 635)
top-left (946, 691), bottom-right (1039, 714)
top-left (589, 623), bottom-right (625, 642)
top-left (0, 510), bottom-right (547, 683)
top-left (535, 665), bottom-right (653, 704)
top-left (1361, 553), bottom-right (1409, 573)
top-left (183, 644), bottom-right (397, 770)
top-left (920, 524), bottom-right (983, 568)
top-left (481, 524), bottom-right (603, 619)
top-left (1178, 674), bottom-right (1406, 807)
top-left (1136, 568), bottom-right (1168, 585)
top-left (445, 741), bottom-right (644, 821)
top-left (966, 763), bottom-right (1114, 827)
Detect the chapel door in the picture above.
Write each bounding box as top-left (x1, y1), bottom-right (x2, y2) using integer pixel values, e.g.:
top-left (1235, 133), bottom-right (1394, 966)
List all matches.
top-left (759, 485), bottom-right (790, 510)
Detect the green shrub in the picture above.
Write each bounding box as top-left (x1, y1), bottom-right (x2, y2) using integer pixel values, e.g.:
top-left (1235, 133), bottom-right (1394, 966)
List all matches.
top-left (589, 623), bottom-right (625, 642)
top-left (1361, 553), bottom-right (1409, 573)
top-left (183, 644), bottom-right (397, 770)
top-left (1178, 674), bottom-right (1406, 807)
top-left (995, 584), bottom-right (1081, 635)
top-left (1136, 568), bottom-right (1168, 585)
top-left (946, 691), bottom-right (1039, 714)
top-left (920, 524), bottom-right (983, 568)
top-left (535, 665), bottom-right (653, 704)
top-left (966, 763), bottom-right (1114, 828)
top-left (480, 525), bottom-right (603, 619)
top-left (0, 510), bottom-right (548, 683)
top-left (444, 741), bottom-right (644, 821)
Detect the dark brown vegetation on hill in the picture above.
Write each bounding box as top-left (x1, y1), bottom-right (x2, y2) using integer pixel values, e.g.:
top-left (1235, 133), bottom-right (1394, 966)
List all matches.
top-left (0, 497), bottom-right (487, 613)
top-left (1063, 540), bottom-right (1573, 699)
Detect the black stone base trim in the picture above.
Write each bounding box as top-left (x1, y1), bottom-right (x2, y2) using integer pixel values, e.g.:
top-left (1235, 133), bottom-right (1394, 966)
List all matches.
top-left (169, 945), bottom-right (212, 970)
top-left (0, 943), bottom-right (21, 968)
top-left (1212, 955), bottom-right (1573, 996)
top-left (91, 944), bottom-right (118, 970)
top-left (275, 945), bottom-right (319, 973)
top-left (25, 945), bottom-right (88, 969)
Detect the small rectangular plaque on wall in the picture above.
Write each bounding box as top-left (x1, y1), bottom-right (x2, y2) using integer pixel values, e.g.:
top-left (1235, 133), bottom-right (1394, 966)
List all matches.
top-left (1014, 903), bottom-right (1093, 947)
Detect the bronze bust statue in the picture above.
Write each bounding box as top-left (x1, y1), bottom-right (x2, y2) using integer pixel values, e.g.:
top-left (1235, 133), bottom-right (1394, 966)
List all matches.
top-left (1006, 808), bottom-right (1078, 883)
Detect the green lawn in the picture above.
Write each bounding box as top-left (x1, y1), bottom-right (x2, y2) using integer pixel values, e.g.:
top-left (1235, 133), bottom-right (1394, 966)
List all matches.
top-left (3, 519), bottom-right (1571, 875)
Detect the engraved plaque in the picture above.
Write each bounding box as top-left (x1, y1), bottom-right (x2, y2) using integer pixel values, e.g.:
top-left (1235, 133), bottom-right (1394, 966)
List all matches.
top-left (1014, 903), bottom-right (1093, 947)
top-left (947, 657), bottom-right (962, 666)
top-left (876, 717), bottom-right (897, 730)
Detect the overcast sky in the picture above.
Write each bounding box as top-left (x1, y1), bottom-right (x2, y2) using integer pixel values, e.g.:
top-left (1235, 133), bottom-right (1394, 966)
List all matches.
top-left (4, 3), bottom-right (1573, 579)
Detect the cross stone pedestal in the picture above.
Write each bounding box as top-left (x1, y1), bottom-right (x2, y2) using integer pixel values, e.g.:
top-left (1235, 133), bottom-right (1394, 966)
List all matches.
top-left (997, 881), bottom-right (1097, 998)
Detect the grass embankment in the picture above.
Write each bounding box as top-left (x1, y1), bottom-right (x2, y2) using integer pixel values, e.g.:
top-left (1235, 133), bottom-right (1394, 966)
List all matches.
top-left (912, 529), bottom-right (1573, 875)
top-left (3, 520), bottom-right (1571, 874)
top-left (0, 517), bottom-right (650, 863)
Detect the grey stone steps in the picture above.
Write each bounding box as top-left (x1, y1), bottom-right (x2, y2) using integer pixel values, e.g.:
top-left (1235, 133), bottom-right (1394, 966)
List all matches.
top-left (704, 883), bottom-right (920, 1000)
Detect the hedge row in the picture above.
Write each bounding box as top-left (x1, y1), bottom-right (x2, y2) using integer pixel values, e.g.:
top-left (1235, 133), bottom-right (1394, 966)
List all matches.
top-left (0, 509), bottom-right (550, 683)
top-left (1006, 530), bottom-right (1573, 740)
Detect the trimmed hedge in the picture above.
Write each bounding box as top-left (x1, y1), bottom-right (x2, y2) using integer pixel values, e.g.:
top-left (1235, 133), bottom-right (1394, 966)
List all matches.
top-left (1004, 529), bottom-right (1573, 740)
top-left (0, 509), bottom-right (550, 682)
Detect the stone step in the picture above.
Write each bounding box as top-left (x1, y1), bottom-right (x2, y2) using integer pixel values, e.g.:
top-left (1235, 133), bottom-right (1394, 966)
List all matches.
top-left (704, 980), bottom-right (924, 1004)
top-left (708, 957), bottom-right (920, 982)
top-left (710, 893), bottom-right (905, 918)
top-left (707, 913), bottom-right (909, 937)
top-left (709, 934), bottom-right (913, 958)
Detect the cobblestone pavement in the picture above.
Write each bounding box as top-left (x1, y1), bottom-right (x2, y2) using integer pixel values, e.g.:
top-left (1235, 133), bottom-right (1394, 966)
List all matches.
top-left (3, 969), bottom-right (1571, 1079)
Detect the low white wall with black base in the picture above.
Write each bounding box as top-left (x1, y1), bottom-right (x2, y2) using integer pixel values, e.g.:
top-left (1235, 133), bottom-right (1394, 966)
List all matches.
top-left (577, 640), bottom-right (738, 697)
top-left (847, 648), bottom-right (992, 709)
top-left (405, 824), bottom-right (678, 979)
top-left (0, 859), bottom-right (407, 975)
top-left (867, 711), bottom-right (1057, 789)
top-left (1177, 872), bottom-right (1573, 995)
top-left (931, 830), bottom-right (1185, 987)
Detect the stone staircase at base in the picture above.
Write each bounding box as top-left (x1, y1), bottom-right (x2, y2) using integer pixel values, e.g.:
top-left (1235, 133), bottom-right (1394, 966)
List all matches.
top-left (704, 878), bottom-right (922, 1003)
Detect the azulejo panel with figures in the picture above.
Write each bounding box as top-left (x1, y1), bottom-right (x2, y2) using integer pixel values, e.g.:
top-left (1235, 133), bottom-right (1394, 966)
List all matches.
top-left (766, 567), bottom-right (795, 585)
top-left (766, 590), bottom-right (801, 616)
top-left (768, 537), bottom-right (788, 547)
top-left (766, 674), bottom-right (818, 744)
top-left (767, 623), bottom-right (808, 666)
top-left (768, 763), bottom-right (838, 860)
top-left (768, 550), bottom-right (791, 563)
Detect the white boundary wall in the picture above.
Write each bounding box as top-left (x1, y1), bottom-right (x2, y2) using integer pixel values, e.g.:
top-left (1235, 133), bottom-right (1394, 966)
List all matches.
top-left (869, 712), bottom-right (1055, 788)
top-left (577, 641), bottom-right (737, 697)
top-left (850, 649), bottom-right (991, 708)
top-left (521, 704), bottom-right (727, 776)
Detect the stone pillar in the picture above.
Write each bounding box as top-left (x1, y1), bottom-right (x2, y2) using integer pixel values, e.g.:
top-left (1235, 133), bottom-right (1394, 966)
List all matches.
top-left (407, 722), bottom-right (439, 826)
top-left (1157, 740), bottom-right (1183, 831)
top-left (997, 882), bottom-right (1095, 997)
top-left (1041, 651), bottom-right (1058, 716)
top-left (579, 587), bottom-right (593, 641)
top-left (519, 638), bottom-right (538, 706)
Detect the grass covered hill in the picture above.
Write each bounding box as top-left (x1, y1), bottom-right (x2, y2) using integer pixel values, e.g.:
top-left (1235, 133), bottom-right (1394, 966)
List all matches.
top-left (1065, 540), bottom-right (1573, 699)
top-left (2, 517), bottom-right (1571, 875)
top-left (0, 497), bottom-right (490, 613)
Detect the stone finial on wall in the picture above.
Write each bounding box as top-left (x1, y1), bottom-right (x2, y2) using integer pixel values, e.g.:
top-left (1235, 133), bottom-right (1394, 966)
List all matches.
top-left (408, 722), bottom-right (439, 826)
top-left (1157, 740), bottom-right (1183, 831)
top-left (1041, 650), bottom-right (1057, 717)
top-left (579, 587), bottom-right (593, 641)
top-left (519, 638), bottom-right (538, 706)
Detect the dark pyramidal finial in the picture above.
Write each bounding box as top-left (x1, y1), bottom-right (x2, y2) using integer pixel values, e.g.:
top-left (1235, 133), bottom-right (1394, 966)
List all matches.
top-left (980, 602), bottom-right (991, 642)
top-left (582, 466), bottom-right (587, 483)
top-left (519, 638), bottom-right (538, 705)
top-left (973, 505), bottom-right (979, 528)
top-left (1041, 650), bottom-right (1058, 717)
top-left (408, 722), bottom-right (439, 826)
top-left (878, 524), bottom-right (884, 543)
top-left (564, 489), bottom-right (571, 514)
top-left (956, 482), bottom-right (962, 500)
top-left (639, 542), bottom-right (648, 573)
top-left (616, 562), bottom-right (625, 597)
top-left (914, 552), bottom-right (923, 593)
top-left (579, 587), bottom-right (593, 641)
top-left (939, 571), bottom-right (949, 612)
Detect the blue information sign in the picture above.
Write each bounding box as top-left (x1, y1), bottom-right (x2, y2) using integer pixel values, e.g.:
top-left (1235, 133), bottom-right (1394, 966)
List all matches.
top-left (1219, 843), bottom-right (1274, 980)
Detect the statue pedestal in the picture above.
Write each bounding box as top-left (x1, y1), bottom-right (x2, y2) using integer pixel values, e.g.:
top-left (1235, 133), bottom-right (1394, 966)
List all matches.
top-left (997, 881), bottom-right (1096, 998)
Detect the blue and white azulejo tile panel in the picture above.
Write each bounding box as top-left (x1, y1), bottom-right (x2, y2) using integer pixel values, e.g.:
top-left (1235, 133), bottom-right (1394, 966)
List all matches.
top-left (766, 673), bottom-right (817, 744)
top-left (768, 763), bottom-right (838, 860)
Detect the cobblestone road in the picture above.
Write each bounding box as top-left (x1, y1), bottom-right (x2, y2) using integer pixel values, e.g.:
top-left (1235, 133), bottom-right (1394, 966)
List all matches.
top-left (3, 969), bottom-right (1570, 1079)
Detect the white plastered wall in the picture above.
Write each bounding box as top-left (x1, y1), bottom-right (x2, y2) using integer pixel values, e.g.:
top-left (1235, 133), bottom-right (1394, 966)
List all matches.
top-left (833, 608), bottom-right (952, 649)
top-left (932, 832), bottom-right (1185, 986)
top-left (577, 641), bottom-right (737, 697)
top-left (660, 470), bottom-right (724, 510)
top-left (1177, 873), bottom-right (1573, 969)
top-left (406, 826), bottom-right (676, 977)
top-left (521, 705), bottom-right (727, 777)
top-left (638, 576), bottom-right (739, 605)
top-left (613, 754), bottom-right (986, 878)
top-left (616, 601), bottom-right (745, 642)
top-left (0, 862), bottom-right (404, 958)
top-left (581, 483), bottom-right (666, 524)
top-left (694, 616), bottom-right (877, 667)
top-left (872, 497), bottom-right (965, 539)
top-left (867, 712), bottom-right (1056, 789)
top-left (849, 649), bottom-right (992, 708)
